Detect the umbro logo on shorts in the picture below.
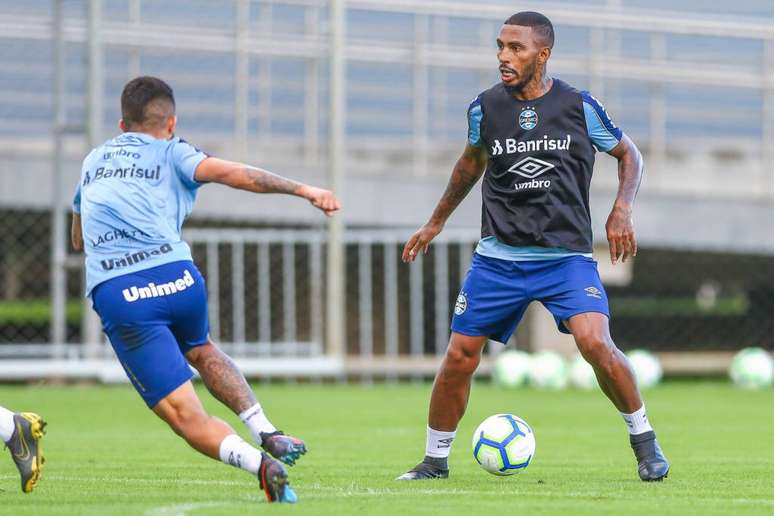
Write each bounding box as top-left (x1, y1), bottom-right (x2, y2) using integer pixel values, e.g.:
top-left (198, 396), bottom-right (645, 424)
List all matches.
top-left (122, 269), bottom-right (195, 302)
top-left (584, 287), bottom-right (602, 299)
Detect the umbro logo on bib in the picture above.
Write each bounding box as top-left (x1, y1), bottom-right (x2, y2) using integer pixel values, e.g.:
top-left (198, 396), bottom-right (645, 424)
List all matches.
top-left (508, 157), bottom-right (555, 179)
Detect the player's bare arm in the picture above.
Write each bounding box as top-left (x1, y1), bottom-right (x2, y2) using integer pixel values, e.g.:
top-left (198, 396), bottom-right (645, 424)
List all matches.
top-left (402, 143), bottom-right (488, 262)
top-left (194, 157), bottom-right (341, 217)
top-left (605, 134), bottom-right (643, 265)
top-left (71, 213), bottom-right (83, 252)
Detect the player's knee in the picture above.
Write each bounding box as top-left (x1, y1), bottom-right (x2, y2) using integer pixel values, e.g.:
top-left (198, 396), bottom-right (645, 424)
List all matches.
top-left (575, 330), bottom-right (615, 369)
top-left (445, 343), bottom-right (480, 374)
top-left (185, 341), bottom-right (216, 368)
top-left (163, 404), bottom-right (208, 437)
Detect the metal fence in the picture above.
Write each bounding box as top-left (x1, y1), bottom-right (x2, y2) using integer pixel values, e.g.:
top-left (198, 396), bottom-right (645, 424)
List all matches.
top-left (1, 0), bottom-right (774, 378)
top-left (2, 224), bottom-right (774, 379)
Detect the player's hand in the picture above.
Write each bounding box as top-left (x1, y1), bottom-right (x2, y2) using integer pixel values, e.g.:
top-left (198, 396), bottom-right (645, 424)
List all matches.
top-left (402, 223), bottom-right (442, 263)
top-left (605, 204), bottom-right (637, 264)
top-left (299, 185), bottom-right (341, 217)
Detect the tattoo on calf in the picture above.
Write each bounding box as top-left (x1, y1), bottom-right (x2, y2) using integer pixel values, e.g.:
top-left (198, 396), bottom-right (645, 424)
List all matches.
top-left (197, 350), bottom-right (257, 414)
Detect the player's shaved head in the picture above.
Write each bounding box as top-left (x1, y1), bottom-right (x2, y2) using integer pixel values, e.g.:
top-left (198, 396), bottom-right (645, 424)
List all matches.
top-left (121, 76), bottom-right (176, 131)
top-left (505, 11), bottom-right (554, 49)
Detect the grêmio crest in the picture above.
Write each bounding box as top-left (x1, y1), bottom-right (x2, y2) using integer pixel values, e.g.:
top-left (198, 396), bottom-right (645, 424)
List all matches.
top-left (518, 107), bottom-right (538, 130)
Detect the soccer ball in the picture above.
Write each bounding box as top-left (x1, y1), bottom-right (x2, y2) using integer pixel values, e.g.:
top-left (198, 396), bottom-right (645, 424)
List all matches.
top-left (492, 350), bottom-right (530, 388)
top-left (627, 349), bottom-right (663, 389)
top-left (729, 347), bottom-right (774, 389)
top-left (472, 414), bottom-right (536, 476)
top-left (568, 354), bottom-right (598, 389)
top-left (528, 351), bottom-right (567, 389)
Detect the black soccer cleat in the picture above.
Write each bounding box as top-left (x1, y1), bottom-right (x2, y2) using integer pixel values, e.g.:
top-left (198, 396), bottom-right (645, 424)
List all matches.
top-left (396, 459), bottom-right (449, 480)
top-left (258, 452), bottom-right (297, 503)
top-left (260, 430), bottom-right (307, 466)
top-left (4, 412), bottom-right (47, 493)
top-left (630, 430), bottom-right (670, 481)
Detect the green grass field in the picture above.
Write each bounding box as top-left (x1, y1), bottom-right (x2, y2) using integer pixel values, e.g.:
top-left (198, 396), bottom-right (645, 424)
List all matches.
top-left (1, 381), bottom-right (773, 515)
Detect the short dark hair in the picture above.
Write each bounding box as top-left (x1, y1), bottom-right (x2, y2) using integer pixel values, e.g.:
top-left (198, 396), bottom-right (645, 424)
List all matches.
top-left (505, 11), bottom-right (555, 49)
top-left (121, 76), bottom-right (176, 129)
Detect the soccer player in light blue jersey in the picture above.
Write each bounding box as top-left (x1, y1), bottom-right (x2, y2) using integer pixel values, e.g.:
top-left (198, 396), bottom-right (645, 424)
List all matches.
top-left (71, 76), bottom-right (340, 503)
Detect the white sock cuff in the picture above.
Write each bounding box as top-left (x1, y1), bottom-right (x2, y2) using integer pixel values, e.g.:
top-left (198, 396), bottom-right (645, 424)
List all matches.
top-left (426, 426), bottom-right (457, 458)
top-left (218, 434), bottom-right (243, 463)
top-left (239, 402), bottom-right (277, 444)
top-left (219, 434), bottom-right (262, 475)
top-left (239, 402), bottom-right (263, 422)
top-left (621, 404), bottom-right (654, 435)
top-left (0, 405), bottom-right (15, 443)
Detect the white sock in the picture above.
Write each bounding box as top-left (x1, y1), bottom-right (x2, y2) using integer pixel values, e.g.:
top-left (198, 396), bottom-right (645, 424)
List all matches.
top-left (239, 402), bottom-right (277, 445)
top-left (0, 405), bottom-right (15, 442)
top-left (218, 434), bottom-right (263, 475)
top-left (426, 426), bottom-right (456, 458)
top-left (621, 405), bottom-right (654, 435)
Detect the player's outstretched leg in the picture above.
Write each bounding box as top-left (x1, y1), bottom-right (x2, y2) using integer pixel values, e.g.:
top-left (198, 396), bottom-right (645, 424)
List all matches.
top-left (185, 340), bottom-right (307, 466)
top-left (0, 405), bottom-right (46, 493)
top-left (397, 333), bottom-right (488, 480)
top-left (566, 312), bottom-right (670, 481)
top-left (153, 381), bottom-right (297, 503)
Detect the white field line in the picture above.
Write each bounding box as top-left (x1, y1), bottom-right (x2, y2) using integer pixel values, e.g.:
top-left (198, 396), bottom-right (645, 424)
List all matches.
top-left (4, 475), bottom-right (773, 508)
top-left (145, 502), bottom-right (232, 516)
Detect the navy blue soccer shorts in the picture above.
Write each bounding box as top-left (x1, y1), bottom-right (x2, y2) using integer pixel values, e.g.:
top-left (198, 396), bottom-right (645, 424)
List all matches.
top-left (451, 253), bottom-right (610, 344)
top-left (91, 260), bottom-right (210, 408)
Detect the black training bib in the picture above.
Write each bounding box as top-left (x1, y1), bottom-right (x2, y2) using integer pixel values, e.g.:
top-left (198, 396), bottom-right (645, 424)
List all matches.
top-left (477, 79), bottom-right (596, 253)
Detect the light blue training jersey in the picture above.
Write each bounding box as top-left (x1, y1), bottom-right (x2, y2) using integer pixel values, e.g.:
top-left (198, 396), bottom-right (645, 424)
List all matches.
top-left (72, 132), bottom-right (208, 295)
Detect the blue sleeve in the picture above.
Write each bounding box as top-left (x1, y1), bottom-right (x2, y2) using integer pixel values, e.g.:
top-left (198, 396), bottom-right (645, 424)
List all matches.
top-left (467, 96), bottom-right (483, 147)
top-left (172, 138), bottom-right (208, 189)
top-left (581, 91), bottom-right (623, 152)
top-left (72, 183), bottom-right (81, 214)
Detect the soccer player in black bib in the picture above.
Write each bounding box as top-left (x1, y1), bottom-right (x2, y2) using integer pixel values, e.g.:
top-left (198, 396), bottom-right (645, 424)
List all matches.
top-left (398, 12), bottom-right (669, 482)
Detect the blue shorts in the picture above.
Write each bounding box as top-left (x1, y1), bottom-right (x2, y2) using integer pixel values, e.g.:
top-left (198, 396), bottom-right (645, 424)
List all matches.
top-left (451, 253), bottom-right (609, 344)
top-left (92, 260), bottom-right (210, 408)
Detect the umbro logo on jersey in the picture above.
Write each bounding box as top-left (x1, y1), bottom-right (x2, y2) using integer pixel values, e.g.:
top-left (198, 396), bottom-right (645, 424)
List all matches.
top-left (508, 157), bottom-right (555, 179)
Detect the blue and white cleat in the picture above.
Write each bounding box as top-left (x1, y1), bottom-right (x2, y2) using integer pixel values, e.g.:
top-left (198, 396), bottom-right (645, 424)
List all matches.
top-left (630, 431), bottom-right (670, 481)
top-left (4, 412), bottom-right (47, 493)
top-left (258, 452), bottom-right (297, 503)
top-left (260, 430), bottom-right (307, 466)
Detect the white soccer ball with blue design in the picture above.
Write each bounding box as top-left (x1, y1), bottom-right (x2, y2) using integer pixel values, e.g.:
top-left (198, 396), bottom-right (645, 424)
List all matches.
top-left (492, 350), bottom-right (531, 388)
top-left (729, 347), bottom-right (773, 389)
top-left (472, 414), bottom-right (535, 476)
top-left (627, 349), bottom-right (663, 389)
top-left (528, 351), bottom-right (568, 389)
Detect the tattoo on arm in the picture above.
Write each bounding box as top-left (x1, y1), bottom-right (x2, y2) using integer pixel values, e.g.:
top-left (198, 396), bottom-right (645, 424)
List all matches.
top-left (243, 166), bottom-right (303, 195)
top-left (428, 145), bottom-right (487, 225)
top-left (194, 347), bottom-right (256, 414)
